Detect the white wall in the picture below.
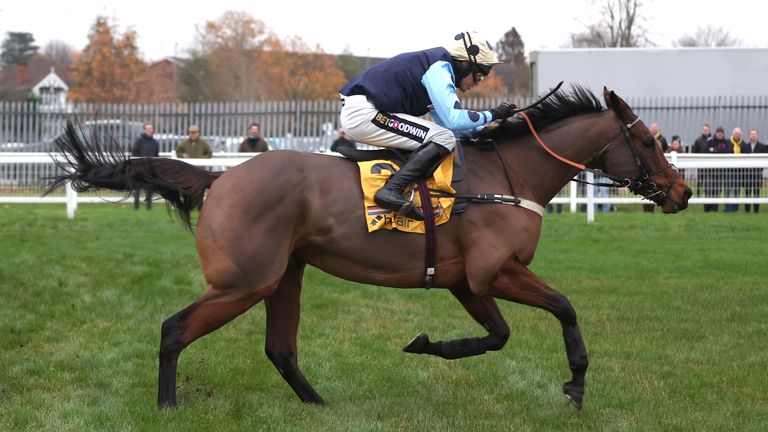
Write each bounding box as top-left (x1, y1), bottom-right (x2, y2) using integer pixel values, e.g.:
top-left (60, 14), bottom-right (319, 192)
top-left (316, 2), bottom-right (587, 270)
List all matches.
top-left (531, 48), bottom-right (768, 98)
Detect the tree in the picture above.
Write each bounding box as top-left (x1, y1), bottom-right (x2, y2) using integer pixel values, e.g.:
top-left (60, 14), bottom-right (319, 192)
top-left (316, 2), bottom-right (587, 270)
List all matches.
top-left (182, 11), bottom-right (348, 101)
top-left (1, 32), bottom-right (39, 66)
top-left (42, 40), bottom-right (77, 65)
top-left (179, 55), bottom-right (216, 102)
top-left (69, 17), bottom-right (150, 102)
top-left (676, 25), bottom-right (741, 47)
top-left (494, 27), bottom-right (530, 97)
top-left (186, 11), bottom-right (271, 100)
top-left (570, 0), bottom-right (650, 48)
top-left (196, 10), bottom-right (269, 54)
top-left (0, 86), bottom-right (35, 101)
top-left (258, 36), bottom-right (347, 100)
top-left (496, 27), bottom-right (525, 64)
top-left (462, 73), bottom-right (508, 98)
top-left (336, 46), bottom-right (363, 80)
top-left (571, 24), bottom-right (612, 48)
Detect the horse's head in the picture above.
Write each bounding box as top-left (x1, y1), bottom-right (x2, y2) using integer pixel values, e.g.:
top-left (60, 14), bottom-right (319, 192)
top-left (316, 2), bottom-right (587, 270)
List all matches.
top-left (594, 88), bottom-right (692, 213)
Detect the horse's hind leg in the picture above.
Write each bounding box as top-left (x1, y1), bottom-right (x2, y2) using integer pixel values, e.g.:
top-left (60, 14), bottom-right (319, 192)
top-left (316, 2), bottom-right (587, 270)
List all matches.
top-left (264, 258), bottom-right (324, 404)
top-left (158, 285), bottom-right (275, 408)
top-left (485, 258), bottom-right (589, 409)
top-left (403, 284), bottom-right (510, 359)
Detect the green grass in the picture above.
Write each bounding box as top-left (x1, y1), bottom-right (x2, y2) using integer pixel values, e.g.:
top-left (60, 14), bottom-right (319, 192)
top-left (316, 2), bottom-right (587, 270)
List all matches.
top-left (1, 204), bottom-right (767, 431)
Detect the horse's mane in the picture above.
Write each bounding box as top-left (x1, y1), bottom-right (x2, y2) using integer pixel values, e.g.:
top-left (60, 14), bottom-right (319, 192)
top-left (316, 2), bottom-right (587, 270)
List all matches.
top-left (482, 84), bottom-right (604, 140)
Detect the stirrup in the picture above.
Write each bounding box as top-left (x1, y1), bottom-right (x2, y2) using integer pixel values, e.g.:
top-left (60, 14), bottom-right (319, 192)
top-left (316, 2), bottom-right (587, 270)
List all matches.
top-left (397, 201), bottom-right (424, 221)
top-left (400, 188), bottom-right (425, 220)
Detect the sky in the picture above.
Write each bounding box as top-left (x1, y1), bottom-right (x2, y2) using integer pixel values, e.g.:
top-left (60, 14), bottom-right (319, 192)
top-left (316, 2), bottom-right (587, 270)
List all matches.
top-left (1, 0), bottom-right (765, 62)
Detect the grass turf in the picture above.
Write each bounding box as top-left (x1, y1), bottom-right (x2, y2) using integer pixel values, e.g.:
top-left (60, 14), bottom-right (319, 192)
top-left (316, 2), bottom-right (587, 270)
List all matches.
top-left (1, 204), bottom-right (766, 431)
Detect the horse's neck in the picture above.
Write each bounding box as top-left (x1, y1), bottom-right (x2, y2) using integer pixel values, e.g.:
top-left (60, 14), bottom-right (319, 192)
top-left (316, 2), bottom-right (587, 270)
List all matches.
top-left (498, 111), bottom-right (617, 205)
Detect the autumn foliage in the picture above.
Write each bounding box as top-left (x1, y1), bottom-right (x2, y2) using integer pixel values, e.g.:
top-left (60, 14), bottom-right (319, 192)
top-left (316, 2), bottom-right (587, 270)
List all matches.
top-left (64, 13), bottom-right (517, 103)
top-left (183, 12), bottom-right (347, 101)
top-left (68, 17), bottom-right (150, 102)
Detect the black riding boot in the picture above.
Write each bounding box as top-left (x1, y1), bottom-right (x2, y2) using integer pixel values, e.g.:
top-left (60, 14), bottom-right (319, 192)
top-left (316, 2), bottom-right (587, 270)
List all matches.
top-left (374, 143), bottom-right (450, 221)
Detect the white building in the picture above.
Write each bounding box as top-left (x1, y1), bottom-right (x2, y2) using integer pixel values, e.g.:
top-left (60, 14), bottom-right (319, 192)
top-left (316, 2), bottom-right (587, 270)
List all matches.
top-left (32, 67), bottom-right (70, 110)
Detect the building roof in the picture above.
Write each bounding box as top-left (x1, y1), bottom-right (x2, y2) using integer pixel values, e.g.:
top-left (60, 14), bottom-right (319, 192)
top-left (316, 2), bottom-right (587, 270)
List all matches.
top-left (0, 54), bottom-right (72, 90)
top-left (32, 68), bottom-right (69, 95)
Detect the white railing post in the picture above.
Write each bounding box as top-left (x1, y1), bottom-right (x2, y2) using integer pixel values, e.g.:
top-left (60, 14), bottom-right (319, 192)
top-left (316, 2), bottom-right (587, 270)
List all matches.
top-left (569, 180), bottom-right (578, 213)
top-left (66, 180), bottom-right (77, 219)
top-left (586, 171), bottom-right (595, 223)
top-left (3, 153), bottom-right (768, 222)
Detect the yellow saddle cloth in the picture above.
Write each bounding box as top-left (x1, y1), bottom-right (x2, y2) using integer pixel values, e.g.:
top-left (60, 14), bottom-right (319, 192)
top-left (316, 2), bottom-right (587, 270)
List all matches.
top-left (358, 155), bottom-right (456, 233)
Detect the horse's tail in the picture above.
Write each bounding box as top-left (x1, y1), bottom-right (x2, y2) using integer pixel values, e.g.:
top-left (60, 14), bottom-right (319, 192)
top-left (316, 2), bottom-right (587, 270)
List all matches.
top-left (45, 121), bottom-right (222, 230)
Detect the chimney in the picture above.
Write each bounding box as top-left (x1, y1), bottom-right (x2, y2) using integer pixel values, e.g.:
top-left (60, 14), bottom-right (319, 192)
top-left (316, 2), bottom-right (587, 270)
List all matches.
top-left (16, 64), bottom-right (28, 86)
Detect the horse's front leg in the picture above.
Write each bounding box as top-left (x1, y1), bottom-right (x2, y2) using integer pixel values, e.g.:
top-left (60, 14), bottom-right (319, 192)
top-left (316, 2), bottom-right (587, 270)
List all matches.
top-left (403, 284), bottom-right (510, 359)
top-left (484, 257), bottom-right (589, 409)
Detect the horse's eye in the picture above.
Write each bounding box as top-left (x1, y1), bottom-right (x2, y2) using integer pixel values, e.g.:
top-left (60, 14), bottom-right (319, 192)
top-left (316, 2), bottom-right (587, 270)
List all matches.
top-left (644, 138), bottom-right (655, 148)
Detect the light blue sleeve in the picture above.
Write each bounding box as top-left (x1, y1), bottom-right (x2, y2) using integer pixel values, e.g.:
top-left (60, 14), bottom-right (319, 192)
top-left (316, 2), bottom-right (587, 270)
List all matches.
top-left (431, 114), bottom-right (482, 138)
top-left (421, 61), bottom-right (493, 132)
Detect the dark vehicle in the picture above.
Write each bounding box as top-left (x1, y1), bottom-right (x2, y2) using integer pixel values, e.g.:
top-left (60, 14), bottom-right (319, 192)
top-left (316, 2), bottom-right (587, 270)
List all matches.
top-left (1, 120), bottom-right (145, 153)
top-left (71, 120), bottom-right (145, 153)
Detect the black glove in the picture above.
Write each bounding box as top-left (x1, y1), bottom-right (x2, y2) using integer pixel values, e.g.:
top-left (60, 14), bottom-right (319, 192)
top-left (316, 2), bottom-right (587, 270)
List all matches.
top-left (490, 102), bottom-right (516, 121)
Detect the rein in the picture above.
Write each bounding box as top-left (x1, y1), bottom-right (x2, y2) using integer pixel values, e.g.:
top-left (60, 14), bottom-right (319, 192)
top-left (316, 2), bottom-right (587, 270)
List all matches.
top-left (516, 111), bottom-right (675, 204)
top-left (442, 84), bottom-right (567, 210)
top-left (517, 110), bottom-right (634, 188)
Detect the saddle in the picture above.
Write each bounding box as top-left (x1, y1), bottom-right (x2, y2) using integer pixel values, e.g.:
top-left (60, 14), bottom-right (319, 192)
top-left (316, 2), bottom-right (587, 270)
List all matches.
top-left (336, 140), bottom-right (541, 288)
top-left (337, 142), bottom-right (469, 214)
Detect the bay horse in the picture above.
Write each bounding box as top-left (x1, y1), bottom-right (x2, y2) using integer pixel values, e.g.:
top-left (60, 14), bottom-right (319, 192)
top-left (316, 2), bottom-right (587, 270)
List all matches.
top-left (48, 86), bottom-right (691, 411)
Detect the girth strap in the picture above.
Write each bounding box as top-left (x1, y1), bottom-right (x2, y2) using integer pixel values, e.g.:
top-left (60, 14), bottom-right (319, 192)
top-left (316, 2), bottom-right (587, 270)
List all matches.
top-left (453, 193), bottom-right (545, 216)
top-left (416, 180), bottom-right (437, 288)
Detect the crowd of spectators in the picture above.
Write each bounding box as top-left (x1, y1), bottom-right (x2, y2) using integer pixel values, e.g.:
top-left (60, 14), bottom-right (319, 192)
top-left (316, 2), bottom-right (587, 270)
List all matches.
top-left (132, 120), bottom-right (766, 214)
top-left (687, 123), bottom-right (767, 213)
top-left (548, 121), bottom-right (767, 214)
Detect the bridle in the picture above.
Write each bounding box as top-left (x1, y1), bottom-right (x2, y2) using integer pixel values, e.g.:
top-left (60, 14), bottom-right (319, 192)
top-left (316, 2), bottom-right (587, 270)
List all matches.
top-left (516, 110), bottom-right (676, 205)
top-left (603, 115), bottom-right (677, 204)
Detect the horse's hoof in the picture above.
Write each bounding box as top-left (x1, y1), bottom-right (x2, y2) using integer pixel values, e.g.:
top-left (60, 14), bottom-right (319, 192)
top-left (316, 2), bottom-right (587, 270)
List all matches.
top-left (562, 381), bottom-right (584, 410)
top-left (403, 333), bottom-right (430, 354)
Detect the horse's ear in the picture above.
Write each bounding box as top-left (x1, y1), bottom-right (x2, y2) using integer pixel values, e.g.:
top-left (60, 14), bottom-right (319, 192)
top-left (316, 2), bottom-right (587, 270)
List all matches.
top-left (604, 88), bottom-right (634, 120)
top-left (602, 87), bottom-right (612, 108)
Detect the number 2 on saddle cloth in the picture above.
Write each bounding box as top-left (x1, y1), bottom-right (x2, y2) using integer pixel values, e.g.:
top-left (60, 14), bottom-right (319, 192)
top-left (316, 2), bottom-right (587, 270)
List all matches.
top-left (357, 154), bottom-right (457, 234)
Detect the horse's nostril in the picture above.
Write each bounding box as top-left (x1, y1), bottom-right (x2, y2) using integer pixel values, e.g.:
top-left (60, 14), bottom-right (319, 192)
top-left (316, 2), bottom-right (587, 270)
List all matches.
top-left (683, 187), bottom-right (692, 201)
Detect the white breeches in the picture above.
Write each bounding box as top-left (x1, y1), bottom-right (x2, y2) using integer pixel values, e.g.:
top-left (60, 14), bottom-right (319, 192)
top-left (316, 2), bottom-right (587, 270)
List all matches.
top-left (339, 94), bottom-right (455, 151)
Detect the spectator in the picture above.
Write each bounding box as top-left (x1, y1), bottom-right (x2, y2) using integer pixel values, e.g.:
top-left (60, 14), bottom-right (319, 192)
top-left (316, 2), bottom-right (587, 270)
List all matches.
top-left (176, 125), bottom-right (212, 159)
top-left (692, 123), bottom-right (712, 154)
top-left (723, 127), bottom-right (743, 213)
top-left (643, 122), bottom-right (669, 213)
top-left (701, 126), bottom-right (730, 212)
top-left (691, 123), bottom-right (713, 208)
top-left (330, 129), bottom-right (356, 152)
top-left (238, 122), bottom-right (269, 153)
top-left (666, 135), bottom-right (686, 185)
top-left (666, 135), bottom-right (683, 153)
top-left (740, 128), bottom-right (768, 213)
top-left (649, 122), bottom-right (669, 152)
top-left (131, 122), bottom-right (160, 210)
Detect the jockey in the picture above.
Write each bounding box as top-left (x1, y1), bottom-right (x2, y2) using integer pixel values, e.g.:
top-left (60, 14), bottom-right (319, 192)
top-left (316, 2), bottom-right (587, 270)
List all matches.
top-left (339, 31), bottom-right (514, 220)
